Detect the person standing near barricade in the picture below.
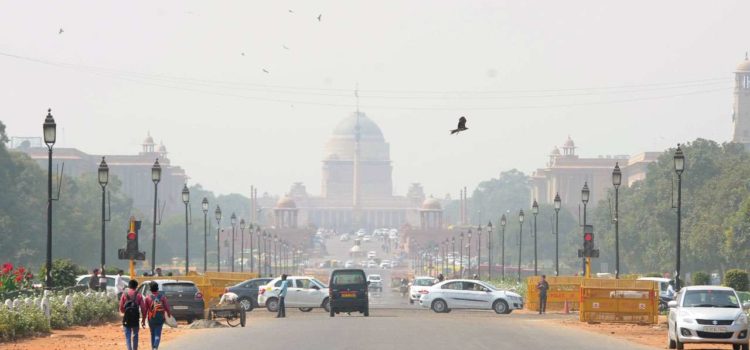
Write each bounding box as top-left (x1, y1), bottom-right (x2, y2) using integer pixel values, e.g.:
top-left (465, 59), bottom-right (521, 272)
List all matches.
top-left (277, 274), bottom-right (288, 318)
top-left (537, 275), bottom-right (549, 314)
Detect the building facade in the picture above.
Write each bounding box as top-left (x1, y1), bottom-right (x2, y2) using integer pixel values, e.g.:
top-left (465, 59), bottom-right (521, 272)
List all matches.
top-left (530, 137), bottom-right (659, 208)
top-left (11, 134), bottom-right (188, 217)
top-left (274, 111), bottom-right (442, 231)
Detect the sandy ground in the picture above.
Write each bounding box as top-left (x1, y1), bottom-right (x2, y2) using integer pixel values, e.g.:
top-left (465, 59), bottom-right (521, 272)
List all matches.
top-left (0, 322), bottom-right (187, 350)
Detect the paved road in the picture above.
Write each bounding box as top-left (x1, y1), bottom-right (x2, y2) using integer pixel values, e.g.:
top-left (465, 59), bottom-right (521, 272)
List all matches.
top-left (162, 308), bottom-right (654, 350)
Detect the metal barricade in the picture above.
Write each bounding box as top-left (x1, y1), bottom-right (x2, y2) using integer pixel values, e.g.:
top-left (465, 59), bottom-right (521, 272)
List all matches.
top-left (579, 278), bottom-right (658, 324)
top-left (526, 276), bottom-right (582, 312)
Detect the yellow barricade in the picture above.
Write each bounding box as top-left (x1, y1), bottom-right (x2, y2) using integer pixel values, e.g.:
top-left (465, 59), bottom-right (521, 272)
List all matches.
top-left (579, 278), bottom-right (658, 324)
top-left (172, 272), bottom-right (258, 308)
top-left (526, 276), bottom-right (582, 312)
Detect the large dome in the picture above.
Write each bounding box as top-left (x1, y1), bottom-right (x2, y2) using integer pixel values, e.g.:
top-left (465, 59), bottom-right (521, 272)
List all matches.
top-left (332, 112), bottom-right (384, 140)
top-left (738, 55), bottom-right (750, 72)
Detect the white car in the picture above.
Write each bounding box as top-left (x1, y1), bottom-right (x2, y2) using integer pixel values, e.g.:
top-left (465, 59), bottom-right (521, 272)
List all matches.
top-left (339, 234), bottom-right (350, 242)
top-left (367, 251), bottom-right (376, 259)
top-left (367, 261), bottom-right (378, 268)
top-left (668, 286), bottom-right (750, 349)
top-left (419, 279), bottom-right (523, 314)
top-left (344, 260), bottom-right (355, 268)
top-left (409, 276), bottom-right (438, 304)
top-left (363, 236), bottom-right (372, 243)
top-left (257, 276), bottom-right (330, 313)
top-left (75, 274), bottom-right (129, 295)
top-left (380, 260), bottom-right (391, 269)
top-left (367, 274), bottom-right (383, 292)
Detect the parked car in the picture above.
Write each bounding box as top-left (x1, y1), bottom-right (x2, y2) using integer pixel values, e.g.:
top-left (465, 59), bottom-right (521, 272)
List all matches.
top-left (668, 286), bottom-right (750, 350)
top-left (75, 275), bottom-right (129, 295)
top-left (224, 278), bottom-right (273, 312)
top-left (367, 261), bottom-right (378, 269)
top-left (136, 280), bottom-right (205, 323)
top-left (329, 269), bottom-right (369, 317)
top-left (419, 279), bottom-right (523, 314)
top-left (367, 274), bottom-right (383, 292)
top-left (258, 276), bottom-right (330, 313)
top-left (409, 276), bottom-right (437, 304)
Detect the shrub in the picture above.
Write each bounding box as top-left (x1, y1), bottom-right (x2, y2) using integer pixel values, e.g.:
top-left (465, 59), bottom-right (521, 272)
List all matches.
top-left (692, 271), bottom-right (710, 286)
top-left (644, 272), bottom-right (663, 278)
top-left (0, 303), bottom-right (50, 341)
top-left (724, 269), bottom-right (749, 291)
top-left (39, 259), bottom-right (86, 289)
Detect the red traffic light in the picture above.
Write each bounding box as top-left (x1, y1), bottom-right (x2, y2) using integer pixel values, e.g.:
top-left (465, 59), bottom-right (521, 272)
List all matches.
top-left (584, 233), bottom-right (593, 241)
top-left (127, 232), bottom-right (136, 240)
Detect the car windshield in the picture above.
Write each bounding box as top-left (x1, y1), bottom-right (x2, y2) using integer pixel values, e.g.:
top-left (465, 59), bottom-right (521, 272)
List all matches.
top-left (312, 278), bottom-right (327, 288)
top-left (332, 271), bottom-right (366, 285)
top-left (682, 290), bottom-right (739, 308)
top-left (414, 279), bottom-right (435, 286)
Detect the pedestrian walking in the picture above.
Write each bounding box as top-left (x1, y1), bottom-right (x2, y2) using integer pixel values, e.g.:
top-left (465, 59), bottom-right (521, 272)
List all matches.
top-left (277, 274), bottom-right (288, 318)
top-left (88, 268), bottom-right (100, 291)
top-left (119, 279), bottom-right (146, 350)
top-left (537, 275), bottom-right (549, 314)
top-left (115, 270), bottom-right (128, 298)
top-left (145, 282), bottom-right (172, 350)
top-left (154, 267), bottom-right (163, 277)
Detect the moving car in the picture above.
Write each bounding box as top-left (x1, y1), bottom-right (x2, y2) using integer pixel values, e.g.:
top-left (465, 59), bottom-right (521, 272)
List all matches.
top-left (344, 260), bottom-right (355, 268)
top-left (419, 279), bottom-right (523, 314)
top-left (136, 280), bottom-right (205, 323)
top-left (367, 251), bottom-right (376, 259)
top-left (367, 274), bottom-right (383, 292)
top-left (380, 260), bottom-right (391, 269)
top-left (409, 276), bottom-right (437, 304)
top-left (329, 269), bottom-right (369, 317)
top-left (75, 274), bottom-right (129, 295)
top-left (667, 286), bottom-right (750, 349)
top-left (257, 276), bottom-right (330, 313)
top-left (224, 277), bottom-right (273, 312)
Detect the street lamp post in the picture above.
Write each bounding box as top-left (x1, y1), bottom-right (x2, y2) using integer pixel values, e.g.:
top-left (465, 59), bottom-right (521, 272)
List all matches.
top-left (674, 145), bottom-right (685, 290)
top-left (554, 193), bottom-right (561, 276)
top-left (532, 200), bottom-right (539, 276)
top-left (181, 184), bottom-right (190, 275)
top-left (202, 198), bottom-right (208, 272)
top-left (273, 235), bottom-right (278, 276)
top-left (581, 182), bottom-right (590, 277)
top-left (249, 224), bottom-right (254, 274)
top-left (43, 109), bottom-right (56, 289)
top-left (477, 225), bottom-right (482, 279)
top-left (501, 214), bottom-right (506, 280)
top-left (151, 159), bottom-right (161, 275)
top-left (459, 232), bottom-right (464, 278)
top-left (487, 222), bottom-right (493, 281)
top-left (98, 157), bottom-right (109, 274)
top-left (518, 210), bottom-right (525, 283)
top-left (230, 213), bottom-right (237, 272)
top-left (255, 227), bottom-right (261, 275)
top-left (451, 237), bottom-right (456, 277)
top-left (239, 219), bottom-right (246, 272)
top-left (215, 206), bottom-right (222, 272)
top-left (467, 230), bottom-right (472, 277)
top-left (612, 163), bottom-right (622, 279)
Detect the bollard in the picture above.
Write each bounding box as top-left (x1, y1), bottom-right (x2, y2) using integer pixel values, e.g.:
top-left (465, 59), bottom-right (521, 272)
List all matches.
top-left (12, 299), bottom-right (21, 309)
top-left (64, 295), bottom-right (73, 310)
top-left (4, 299), bottom-right (11, 310)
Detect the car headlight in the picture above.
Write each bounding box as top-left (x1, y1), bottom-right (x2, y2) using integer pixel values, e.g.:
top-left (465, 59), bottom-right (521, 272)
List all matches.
top-left (736, 313), bottom-right (748, 325)
top-left (682, 317), bottom-right (695, 324)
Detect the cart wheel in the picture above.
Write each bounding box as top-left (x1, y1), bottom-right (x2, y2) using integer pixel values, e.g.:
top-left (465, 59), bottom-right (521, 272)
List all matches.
top-left (240, 310), bottom-right (247, 327)
top-left (226, 315), bottom-right (241, 327)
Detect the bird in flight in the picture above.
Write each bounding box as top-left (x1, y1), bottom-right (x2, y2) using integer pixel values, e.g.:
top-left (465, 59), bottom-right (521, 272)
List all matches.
top-left (58, 28), bottom-right (64, 34)
top-left (450, 116), bottom-right (468, 135)
top-left (283, 45), bottom-right (289, 50)
top-left (262, 68), bottom-right (269, 74)
top-left (288, 9), bottom-right (294, 14)
top-left (317, 14), bottom-right (322, 22)
top-left (241, 52), bottom-right (245, 56)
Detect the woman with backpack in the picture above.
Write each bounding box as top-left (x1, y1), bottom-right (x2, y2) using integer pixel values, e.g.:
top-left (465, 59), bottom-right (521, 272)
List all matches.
top-left (144, 282), bottom-right (172, 350)
top-left (119, 279), bottom-right (146, 350)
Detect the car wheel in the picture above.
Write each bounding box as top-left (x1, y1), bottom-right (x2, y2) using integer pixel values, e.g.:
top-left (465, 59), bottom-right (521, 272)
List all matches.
top-left (493, 300), bottom-right (509, 314)
top-left (667, 329), bottom-right (676, 349)
top-left (186, 317), bottom-right (194, 324)
top-left (299, 307), bottom-right (313, 312)
top-left (364, 307), bottom-right (369, 317)
top-left (322, 298), bottom-right (331, 313)
top-left (238, 297), bottom-right (254, 312)
top-left (675, 329), bottom-right (684, 350)
top-left (409, 299), bottom-right (414, 305)
top-left (431, 299), bottom-right (448, 313)
top-left (266, 297), bottom-right (279, 312)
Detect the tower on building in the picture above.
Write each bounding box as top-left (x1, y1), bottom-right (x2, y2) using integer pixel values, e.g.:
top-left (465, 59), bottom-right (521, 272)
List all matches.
top-left (732, 53), bottom-right (750, 148)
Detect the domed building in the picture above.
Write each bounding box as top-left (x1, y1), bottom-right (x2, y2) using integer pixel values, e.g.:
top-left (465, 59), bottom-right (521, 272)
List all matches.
top-left (278, 111), bottom-right (440, 230)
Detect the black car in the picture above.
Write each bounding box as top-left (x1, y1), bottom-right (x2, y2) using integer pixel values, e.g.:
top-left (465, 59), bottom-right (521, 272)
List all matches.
top-left (225, 278), bottom-right (273, 312)
top-left (137, 280), bottom-right (205, 323)
top-left (329, 269), bottom-right (369, 317)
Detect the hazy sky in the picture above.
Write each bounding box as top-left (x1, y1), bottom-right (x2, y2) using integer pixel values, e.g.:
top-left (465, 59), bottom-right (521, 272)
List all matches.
top-left (1, 1), bottom-right (747, 197)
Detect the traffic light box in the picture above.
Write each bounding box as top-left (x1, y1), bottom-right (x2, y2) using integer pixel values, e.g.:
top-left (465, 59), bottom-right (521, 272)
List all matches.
top-left (578, 225), bottom-right (600, 258)
top-left (118, 216), bottom-right (146, 261)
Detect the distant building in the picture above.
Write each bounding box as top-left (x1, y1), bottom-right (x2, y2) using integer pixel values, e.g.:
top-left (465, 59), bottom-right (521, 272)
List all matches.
top-left (274, 111), bottom-right (443, 231)
top-left (11, 133), bottom-right (188, 217)
top-left (530, 136), bottom-right (659, 208)
top-left (732, 53), bottom-right (750, 148)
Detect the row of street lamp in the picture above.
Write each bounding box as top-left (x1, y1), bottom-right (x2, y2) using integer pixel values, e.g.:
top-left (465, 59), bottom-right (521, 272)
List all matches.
top-left (412, 145), bottom-right (685, 285)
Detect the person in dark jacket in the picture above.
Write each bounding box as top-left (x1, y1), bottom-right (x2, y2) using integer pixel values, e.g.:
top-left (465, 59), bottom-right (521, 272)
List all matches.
top-left (88, 268), bottom-right (100, 291)
top-left (537, 275), bottom-right (550, 314)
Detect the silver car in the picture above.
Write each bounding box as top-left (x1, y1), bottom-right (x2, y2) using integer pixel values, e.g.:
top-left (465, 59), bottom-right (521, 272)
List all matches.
top-left (668, 286), bottom-right (750, 349)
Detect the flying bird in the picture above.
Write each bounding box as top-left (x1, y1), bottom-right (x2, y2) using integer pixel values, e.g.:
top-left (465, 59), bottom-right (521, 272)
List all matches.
top-left (283, 45), bottom-right (289, 50)
top-left (262, 68), bottom-right (269, 74)
top-left (241, 52), bottom-right (245, 56)
top-left (288, 9), bottom-right (294, 13)
top-left (450, 116), bottom-right (468, 135)
top-left (58, 28), bottom-right (64, 34)
top-left (317, 14), bottom-right (322, 22)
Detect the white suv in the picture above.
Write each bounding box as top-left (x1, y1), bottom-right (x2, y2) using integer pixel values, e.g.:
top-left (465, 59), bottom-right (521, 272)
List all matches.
top-left (668, 286), bottom-right (750, 349)
top-left (367, 274), bottom-right (383, 292)
top-left (257, 276), bottom-right (330, 313)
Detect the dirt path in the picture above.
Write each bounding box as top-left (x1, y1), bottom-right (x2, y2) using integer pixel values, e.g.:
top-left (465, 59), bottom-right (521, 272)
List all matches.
top-left (0, 322), bottom-right (187, 350)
